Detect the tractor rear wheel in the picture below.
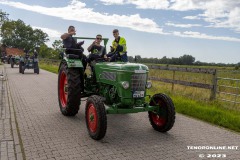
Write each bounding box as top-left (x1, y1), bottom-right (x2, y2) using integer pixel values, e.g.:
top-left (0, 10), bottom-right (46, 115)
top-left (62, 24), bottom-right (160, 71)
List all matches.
top-left (85, 95), bottom-right (107, 140)
top-left (148, 93), bottom-right (175, 132)
top-left (58, 62), bottom-right (82, 116)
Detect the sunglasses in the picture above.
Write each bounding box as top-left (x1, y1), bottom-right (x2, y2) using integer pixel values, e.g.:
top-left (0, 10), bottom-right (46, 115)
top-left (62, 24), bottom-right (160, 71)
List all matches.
top-left (96, 37), bottom-right (102, 40)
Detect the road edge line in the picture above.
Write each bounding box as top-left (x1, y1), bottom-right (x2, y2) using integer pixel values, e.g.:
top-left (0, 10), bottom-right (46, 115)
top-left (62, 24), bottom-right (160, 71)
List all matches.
top-left (4, 64), bottom-right (26, 160)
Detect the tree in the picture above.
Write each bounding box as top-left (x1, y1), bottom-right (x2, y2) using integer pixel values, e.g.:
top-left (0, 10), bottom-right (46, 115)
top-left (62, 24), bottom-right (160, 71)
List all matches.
top-left (135, 55), bottom-right (142, 62)
top-left (0, 10), bottom-right (9, 26)
top-left (179, 54), bottom-right (195, 65)
top-left (38, 44), bottom-right (60, 59)
top-left (128, 56), bottom-right (134, 62)
top-left (235, 62), bottom-right (240, 70)
top-left (0, 19), bottom-right (49, 51)
top-left (52, 40), bottom-right (63, 52)
top-left (38, 44), bottom-right (50, 58)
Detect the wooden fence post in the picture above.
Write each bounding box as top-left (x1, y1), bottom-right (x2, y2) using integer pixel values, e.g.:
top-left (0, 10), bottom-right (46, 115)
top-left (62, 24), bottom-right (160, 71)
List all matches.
top-left (210, 69), bottom-right (217, 100)
top-left (234, 80), bottom-right (240, 107)
top-left (172, 70), bottom-right (175, 92)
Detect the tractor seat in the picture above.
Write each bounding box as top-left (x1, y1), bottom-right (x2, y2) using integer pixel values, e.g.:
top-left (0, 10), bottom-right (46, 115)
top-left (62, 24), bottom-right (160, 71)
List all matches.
top-left (66, 54), bottom-right (81, 59)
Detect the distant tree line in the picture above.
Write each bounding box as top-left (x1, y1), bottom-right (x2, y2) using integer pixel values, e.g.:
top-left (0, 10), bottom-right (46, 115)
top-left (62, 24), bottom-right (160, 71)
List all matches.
top-left (128, 55), bottom-right (195, 65)
top-left (128, 55), bottom-right (238, 67)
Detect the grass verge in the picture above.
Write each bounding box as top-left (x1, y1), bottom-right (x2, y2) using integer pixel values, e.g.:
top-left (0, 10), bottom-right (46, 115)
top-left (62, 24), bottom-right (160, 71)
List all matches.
top-left (172, 96), bottom-right (240, 132)
top-left (39, 62), bottom-right (59, 74)
top-left (39, 62), bottom-right (240, 133)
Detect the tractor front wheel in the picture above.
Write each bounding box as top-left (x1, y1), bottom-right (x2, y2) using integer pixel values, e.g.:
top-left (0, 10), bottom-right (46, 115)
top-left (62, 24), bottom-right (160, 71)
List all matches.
top-left (85, 95), bottom-right (107, 140)
top-left (21, 65), bottom-right (25, 74)
top-left (11, 60), bottom-right (14, 68)
top-left (58, 62), bottom-right (82, 116)
top-left (19, 62), bottom-right (22, 73)
top-left (34, 63), bottom-right (39, 74)
top-left (148, 93), bottom-right (175, 132)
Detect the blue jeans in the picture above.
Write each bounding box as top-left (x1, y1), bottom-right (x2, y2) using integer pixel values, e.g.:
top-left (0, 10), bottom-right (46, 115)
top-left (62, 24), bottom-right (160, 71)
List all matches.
top-left (107, 52), bottom-right (128, 62)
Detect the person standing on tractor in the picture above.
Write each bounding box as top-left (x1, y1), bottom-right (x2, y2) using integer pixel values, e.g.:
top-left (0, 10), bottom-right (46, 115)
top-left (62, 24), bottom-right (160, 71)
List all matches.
top-left (33, 49), bottom-right (38, 58)
top-left (61, 25), bottom-right (87, 70)
top-left (87, 34), bottom-right (107, 63)
top-left (107, 29), bottom-right (128, 62)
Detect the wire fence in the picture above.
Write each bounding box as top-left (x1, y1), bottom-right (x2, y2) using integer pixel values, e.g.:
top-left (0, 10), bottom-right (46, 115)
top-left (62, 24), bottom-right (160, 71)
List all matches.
top-left (217, 77), bottom-right (240, 106)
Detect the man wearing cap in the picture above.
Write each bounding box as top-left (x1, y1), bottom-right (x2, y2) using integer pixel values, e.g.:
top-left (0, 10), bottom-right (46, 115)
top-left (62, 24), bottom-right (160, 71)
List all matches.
top-left (107, 29), bottom-right (128, 62)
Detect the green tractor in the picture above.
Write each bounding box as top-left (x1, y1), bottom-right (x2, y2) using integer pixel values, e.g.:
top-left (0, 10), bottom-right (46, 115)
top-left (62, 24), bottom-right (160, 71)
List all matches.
top-left (10, 55), bottom-right (21, 68)
top-left (58, 37), bottom-right (175, 140)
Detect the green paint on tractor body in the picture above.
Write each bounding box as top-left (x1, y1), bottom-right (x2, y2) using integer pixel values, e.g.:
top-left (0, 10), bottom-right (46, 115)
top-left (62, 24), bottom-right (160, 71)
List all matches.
top-left (95, 62), bottom-right (149, 107)
top-left (63, 56), bottom-right (83, 68)
top-left (62, 54), bottom-right (155, 114)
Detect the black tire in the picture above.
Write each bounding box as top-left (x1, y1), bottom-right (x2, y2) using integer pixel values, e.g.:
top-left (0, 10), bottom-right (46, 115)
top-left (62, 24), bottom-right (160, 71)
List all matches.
top-left (19, 62), bottom-right (22, 73)
top-left (22, 66), bottom-right (25, 74)
top-left (36, 68), bottom-right (39, 74)
top-left (34, 63), bottom-right (39, 74)
top-left (11, 60), bottom-right (13, 68)
top-left (148, 93), bottom-right (175, 132)
top-left (58, 62), bottom-right (82, 116)
top-left (85, 95), bottom-right (107, 140)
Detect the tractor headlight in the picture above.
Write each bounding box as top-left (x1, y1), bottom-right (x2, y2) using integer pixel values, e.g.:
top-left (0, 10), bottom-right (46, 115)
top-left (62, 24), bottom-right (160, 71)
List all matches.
top-left (121, 81), bottom-right (129, 89)
top-left (146, 81), bottom-right (152, 89)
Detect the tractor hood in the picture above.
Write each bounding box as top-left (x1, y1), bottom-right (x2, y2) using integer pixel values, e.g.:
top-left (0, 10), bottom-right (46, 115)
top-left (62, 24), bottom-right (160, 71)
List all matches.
top-left (95, 62), bottom-right (149, 73)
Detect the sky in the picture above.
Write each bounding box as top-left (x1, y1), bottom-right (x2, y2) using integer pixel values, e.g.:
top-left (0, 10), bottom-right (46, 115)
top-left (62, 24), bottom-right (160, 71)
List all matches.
top-left (0, 0), bottom-right (240, 64)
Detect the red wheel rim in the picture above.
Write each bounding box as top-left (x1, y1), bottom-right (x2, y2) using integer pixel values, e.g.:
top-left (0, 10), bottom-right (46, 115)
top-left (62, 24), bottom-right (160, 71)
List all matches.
top-left (87, 103), bottom-right (98, 133)
top-left (60, 71), bottom-right (68, 108)
top-left (150, 100), bottom-right (167, 127)
top-left (150, 112), bottom-right (166, 127)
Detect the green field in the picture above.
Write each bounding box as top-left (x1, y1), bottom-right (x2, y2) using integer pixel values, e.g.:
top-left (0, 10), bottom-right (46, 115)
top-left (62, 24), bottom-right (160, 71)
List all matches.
top-left (148, 64), bottom-right (240, 110)
top-left (39, 60), bottom-right (240, 133)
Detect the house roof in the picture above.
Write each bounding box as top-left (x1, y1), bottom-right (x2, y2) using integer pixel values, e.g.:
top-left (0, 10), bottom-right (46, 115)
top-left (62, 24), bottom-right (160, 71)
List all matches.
top-left (5, 48), bottom-right (24, 56)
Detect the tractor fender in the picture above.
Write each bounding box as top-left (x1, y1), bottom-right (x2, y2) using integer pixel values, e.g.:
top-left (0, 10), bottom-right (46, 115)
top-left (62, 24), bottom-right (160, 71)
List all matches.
top-left (59, 57), bottom-right (83, 69)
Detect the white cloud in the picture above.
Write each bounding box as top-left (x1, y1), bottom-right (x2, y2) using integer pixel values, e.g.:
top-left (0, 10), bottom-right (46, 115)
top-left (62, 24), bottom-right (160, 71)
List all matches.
top-left (169, 0), bottom-right (205, 11)
top-left (32, 26), bottom-right (61, 38)
top-left (99, 0), bottom-right (125, 5)
top-left (0, 0), bottom-right (163, 35)
top-left (100, 0), bottom-right (170, 9)
top-left (130, 0), bottom-right (170, 9)
top-left (172, 31), bottom-right (240, 42)
top-left (1, 0), bottom-right (240, 42)
top-left (99, 0), bottom-right (203, 10)
top-left (165, 22), bottom-right (201, 28)
top-left (99, 0), bottom-right (240, 33)
top-left (183, 16), bottom-right (201, 20)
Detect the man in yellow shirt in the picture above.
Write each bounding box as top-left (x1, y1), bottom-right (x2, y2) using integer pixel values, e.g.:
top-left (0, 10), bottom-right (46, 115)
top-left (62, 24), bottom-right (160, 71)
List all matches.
top-left (107, 29), bottom-right (128, 62)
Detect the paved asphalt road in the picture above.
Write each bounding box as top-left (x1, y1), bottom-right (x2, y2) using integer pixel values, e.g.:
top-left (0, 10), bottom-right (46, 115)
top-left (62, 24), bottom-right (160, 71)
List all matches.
top-left (2, 64), bottom-right (240, 160)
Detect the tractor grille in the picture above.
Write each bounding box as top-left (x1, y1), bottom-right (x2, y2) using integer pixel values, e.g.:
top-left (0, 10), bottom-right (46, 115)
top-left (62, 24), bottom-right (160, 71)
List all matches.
top-left (131, 74), bottom-right (147, 91)
top-left (102, 71), bottom-right (116, 81)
